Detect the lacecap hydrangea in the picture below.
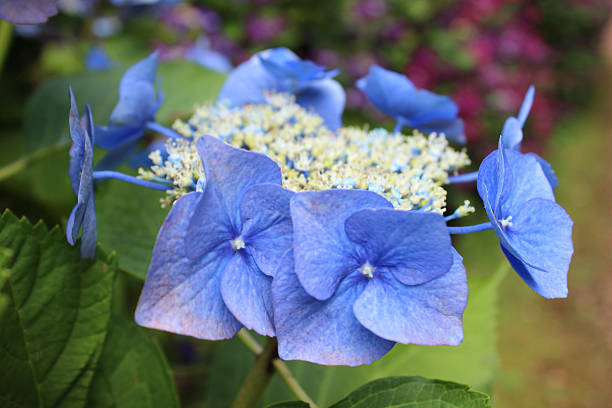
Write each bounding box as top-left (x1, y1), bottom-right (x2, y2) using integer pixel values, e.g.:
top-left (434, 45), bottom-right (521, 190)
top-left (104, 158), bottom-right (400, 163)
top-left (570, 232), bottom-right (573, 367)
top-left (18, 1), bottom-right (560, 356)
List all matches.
top-left (66, 48), bottom-right (573, 367)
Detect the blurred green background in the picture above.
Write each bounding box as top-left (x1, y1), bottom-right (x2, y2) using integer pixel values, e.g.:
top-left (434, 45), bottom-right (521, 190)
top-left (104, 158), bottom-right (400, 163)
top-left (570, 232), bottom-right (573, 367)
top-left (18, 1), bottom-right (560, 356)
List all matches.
top-left (1, 0), bottom-right (611, 407)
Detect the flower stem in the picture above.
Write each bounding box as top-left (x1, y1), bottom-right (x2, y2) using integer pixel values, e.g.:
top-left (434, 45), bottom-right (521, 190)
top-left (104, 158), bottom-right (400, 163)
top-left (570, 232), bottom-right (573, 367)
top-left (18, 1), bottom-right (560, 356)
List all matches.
top-left (447, 222), bottom-right (493, 234)
top-left (448, 171), bottom-right (478, 184)
top-left (236, 330), bottom-right (318, 408)
top-left (0, 20), bottom-right (13, 77)
top-left (146, 121), bottom-right (189, 141)
top-left (92, 171), bottom-right (172, 191)
top-left (232, 338), bottom-right (277, 408)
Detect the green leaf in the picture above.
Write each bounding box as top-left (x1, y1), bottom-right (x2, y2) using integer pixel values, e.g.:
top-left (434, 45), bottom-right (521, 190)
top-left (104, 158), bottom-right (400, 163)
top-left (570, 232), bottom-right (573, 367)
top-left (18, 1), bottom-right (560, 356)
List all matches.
top-left (260, 265), bottom-right (507, 407)
top-left (265, 401), bottom-right (310, 408)
top-left (96, 180), bottom-right (169, 280)
top-left (329, 376), bottom-right (491, 408)
top-left (87, 316), bottom-right (179, 408)
top-left (24, 61), bottom-right (225, 154)
top-left (0, 210), bottom-right (116, 408)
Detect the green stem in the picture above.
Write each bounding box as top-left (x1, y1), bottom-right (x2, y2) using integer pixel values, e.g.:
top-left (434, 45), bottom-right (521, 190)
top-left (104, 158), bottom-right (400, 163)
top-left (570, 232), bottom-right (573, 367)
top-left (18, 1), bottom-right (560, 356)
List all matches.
top-left (236, 330), bottom-right (319, 408)
top-left (0, 144), bottom-right (67, 183)
top-left (232, 337), bottom-right (277, 408)
top-left (0, 20), bottom-right (13, 77)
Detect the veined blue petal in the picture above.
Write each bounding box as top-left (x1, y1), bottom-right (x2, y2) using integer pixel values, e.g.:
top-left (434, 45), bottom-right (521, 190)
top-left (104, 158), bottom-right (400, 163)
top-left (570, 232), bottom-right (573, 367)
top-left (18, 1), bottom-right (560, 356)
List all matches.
top-left (295, 79), bottom-right (345, 130)
top-left (344, 208), bottom-right (452, 286)
top-left (353, 249), bottom-right (467, 345)
top-left (273, 251), bottom-right (394, 366)
top-left (218, 53), bottom-right (285, 107)
top-left (356, 65), bottom-right (415, 119)
top-left (501, 117), bottom-right (523, 150)
top-left (110, 51), bottom-right (159, 127)
top-left (397, 90), bottom-right (458, 124)
top-left (240, 183), bottom-right (294, 277)
top-left (94, 125), bottom-right (143, 149)
top-left (526, 152), bottom-right (558, 189)
top-left (503, 198), bottom-right (573, 275)
top-left (502, 246), bottom-right (568, 299)
top-left (186, 135), bottom-right (282, 259)
top-left (80, 197), bottom-right (97, 259)
top-left (68, 86), bottom-right (85, 195)
top-left (220, 253), bottom-right (275, 337)
top-left (135, 192), bottom-right (243, 340)
top-left (290, 189), bottom-right (392, 301)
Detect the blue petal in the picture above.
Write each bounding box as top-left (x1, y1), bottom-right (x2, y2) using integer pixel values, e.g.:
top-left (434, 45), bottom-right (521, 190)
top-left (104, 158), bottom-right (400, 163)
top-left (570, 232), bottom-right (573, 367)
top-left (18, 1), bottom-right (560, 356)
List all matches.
top-left (135, 192), bottom-right (243, 340)
top-left (413, 117), bottom-right (465, 144)
top-left (499, 150), bottom-right (554, 216)
top-left (344, 208), bottom-right (453, 286)
top-left (397, 90), bottom-right (458, 125)
top-left (290, 189), bottom-right (392, 301)
top-left (503, 198), bottom-right (573, 275)
top-left (500, 117), bottom-right (523, 150)
top-left (240, 183), bottom-right (294, 277)
top-left (526, 152), bottom-right (558, 189)
top-left (0, 0), bottom-right (57, 24)
top-left (80, 197), bottom-right (97, 259)
top-left (517, 85), bottom-right (535, 127)
top-left (502, 245), bottom-right (568, 299)
top-left (258, 47), bottom-right (300, 78)
top-left (218, 53), bottom-right (285, 107)
top-left (85, 46), bottom-right (114, 71)
top-left (94, 125), bottom-right (143, 149)
top-left (185, 135), bottom-right (282, 258)
top-left (296, 79), bottom-right (345, 130)
top-left (220, 252), bottom-right (275, 336)
top-left (68, 86), bottom-right (85, 195)
top-left (94, 136), bottom-right (141, 172)
top-left (353, 249), bottom-right (467, 345)
top-left (110, 52), bottom-right (159, 127)
top-left (356, 65), bottom-right (416, 119)
top-left (273, 251), bottom-right (394, 366)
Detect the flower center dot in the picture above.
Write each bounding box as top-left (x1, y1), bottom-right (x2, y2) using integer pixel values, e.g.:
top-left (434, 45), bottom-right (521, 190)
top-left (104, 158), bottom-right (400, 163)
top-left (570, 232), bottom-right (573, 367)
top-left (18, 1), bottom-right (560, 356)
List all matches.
top-left (500, 216), bottom-right (513, 229)
top-left (360, 262), bottom-right (374, 279)
top-left (231, 236), bottom-right (245, 252)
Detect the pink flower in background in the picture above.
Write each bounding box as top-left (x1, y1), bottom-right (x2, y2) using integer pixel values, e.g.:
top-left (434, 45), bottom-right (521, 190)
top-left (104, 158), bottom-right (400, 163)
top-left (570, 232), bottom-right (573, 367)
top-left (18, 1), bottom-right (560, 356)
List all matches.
top-left (353, 0), bottom-right (388, 21)
top-left (405, 48), bottom-right (443, 89)
top-left (245, 15), bottom-right (286, 43)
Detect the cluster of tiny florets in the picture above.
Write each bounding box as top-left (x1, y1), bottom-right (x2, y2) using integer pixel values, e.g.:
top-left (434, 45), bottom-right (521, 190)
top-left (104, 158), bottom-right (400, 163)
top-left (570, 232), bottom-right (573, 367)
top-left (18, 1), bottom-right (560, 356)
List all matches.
top-left (140, 93), bottom-right (472, 213)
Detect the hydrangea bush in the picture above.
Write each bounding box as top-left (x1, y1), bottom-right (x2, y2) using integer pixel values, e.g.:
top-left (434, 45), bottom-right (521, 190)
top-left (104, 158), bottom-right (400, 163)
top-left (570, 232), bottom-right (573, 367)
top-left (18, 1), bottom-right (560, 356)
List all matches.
top-left (51, 48), bottom-right (574, 406)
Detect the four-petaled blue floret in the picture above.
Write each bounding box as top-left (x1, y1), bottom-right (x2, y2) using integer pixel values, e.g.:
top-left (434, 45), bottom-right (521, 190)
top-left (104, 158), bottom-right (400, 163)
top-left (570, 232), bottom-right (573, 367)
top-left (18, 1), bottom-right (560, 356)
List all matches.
top-left (135, 135), bottom-right (294, 339)
top-left (218, 47), bottom-right (345, 130)
top-left (477, 139), bottom-right (573, 298)
top-left (95, 52), bottom-right (163, 170)
top-left (272, 189), bottom-right (468, 366)
top-left (66, 86), bottom-right (97, 260)
top-left (357, 65), bottom-right (465, 144)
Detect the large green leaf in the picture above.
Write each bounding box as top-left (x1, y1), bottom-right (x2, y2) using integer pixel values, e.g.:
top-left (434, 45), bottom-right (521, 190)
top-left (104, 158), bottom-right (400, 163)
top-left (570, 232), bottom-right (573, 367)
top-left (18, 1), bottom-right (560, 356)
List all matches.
top-left (24, 61), bottom-right (225, 154)
top-left (0, 210), bottom-right (116, 408)
top-left (96, 180), bottom-right (169, 280)
top-left (329, 376), bottom-right (491, 408)
top-left (87, 316), bottom-right (179, 408)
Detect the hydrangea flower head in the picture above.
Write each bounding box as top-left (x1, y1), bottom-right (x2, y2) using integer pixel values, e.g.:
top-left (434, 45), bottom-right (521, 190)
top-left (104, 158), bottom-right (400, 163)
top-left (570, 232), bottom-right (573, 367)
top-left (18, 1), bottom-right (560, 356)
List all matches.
top-left (0, 0), bottom-right (57, 24)
top-left (135, 135), bottom-right (294, 339)
top-left (357, 65), bottom-right (465, 143)
top-left (272, 189), bottom-right (468, 366)
top-left (66, 86), bottom-right (97, 259)
top-left (477, 139), bottom-right (573, 298)
top-left (95, 52), bottom-right (162, 169)
top-left (218, 47), bottom-right (345, 130)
